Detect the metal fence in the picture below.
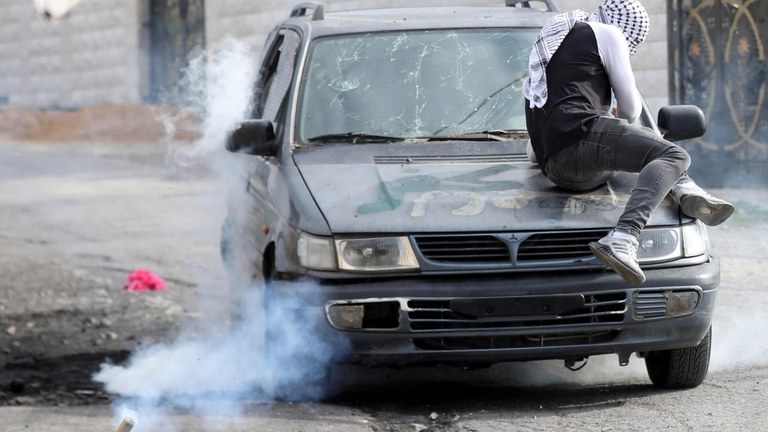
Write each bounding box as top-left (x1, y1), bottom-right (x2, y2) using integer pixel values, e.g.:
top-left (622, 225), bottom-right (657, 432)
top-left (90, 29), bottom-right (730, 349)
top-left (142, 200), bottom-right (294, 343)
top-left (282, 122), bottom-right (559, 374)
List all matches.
top-left (668, 0), bottom-right (767, 187)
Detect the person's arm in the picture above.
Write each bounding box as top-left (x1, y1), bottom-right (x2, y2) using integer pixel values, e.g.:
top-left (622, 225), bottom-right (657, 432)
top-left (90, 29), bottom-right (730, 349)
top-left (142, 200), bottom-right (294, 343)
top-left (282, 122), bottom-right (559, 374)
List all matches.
top-left (588, 22), bottom-right (642, 122)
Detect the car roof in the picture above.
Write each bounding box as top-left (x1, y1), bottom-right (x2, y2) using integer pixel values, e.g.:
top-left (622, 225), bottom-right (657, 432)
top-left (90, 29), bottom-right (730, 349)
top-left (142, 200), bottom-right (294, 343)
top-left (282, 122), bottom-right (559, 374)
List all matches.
top-left (284, 6), bottom-right (554, 37)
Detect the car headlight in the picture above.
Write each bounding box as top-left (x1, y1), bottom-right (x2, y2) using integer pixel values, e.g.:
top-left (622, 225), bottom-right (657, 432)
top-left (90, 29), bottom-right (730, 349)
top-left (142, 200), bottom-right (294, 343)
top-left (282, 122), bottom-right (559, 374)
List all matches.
top-left (297, 232), bottom-right (337, 270)
top-left (682, 220), bottom-right (708, 257)
top-left (636, 223), bottom-right (707, 264)
top-left (335, 237), bottom-right (420, 272)
top-left (637, 227), bottom-right (681, 263)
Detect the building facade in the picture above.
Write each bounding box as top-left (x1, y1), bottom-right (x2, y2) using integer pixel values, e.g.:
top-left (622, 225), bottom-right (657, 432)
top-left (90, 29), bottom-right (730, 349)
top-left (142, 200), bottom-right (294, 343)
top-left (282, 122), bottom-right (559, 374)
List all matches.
top-left (0, 0), bottom-right (668, 112)
top-left (0, 0), bottom-right (147, 108)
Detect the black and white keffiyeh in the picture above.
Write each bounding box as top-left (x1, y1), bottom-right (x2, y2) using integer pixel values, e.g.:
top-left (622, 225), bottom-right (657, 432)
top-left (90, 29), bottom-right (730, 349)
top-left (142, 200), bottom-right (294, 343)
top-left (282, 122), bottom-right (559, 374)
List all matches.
top-left (523, 10), bottom-right (589, 109)
top-left (591, 0), bottom-right (650, 56)
top-left (523, 0), bottom-right (650, 108)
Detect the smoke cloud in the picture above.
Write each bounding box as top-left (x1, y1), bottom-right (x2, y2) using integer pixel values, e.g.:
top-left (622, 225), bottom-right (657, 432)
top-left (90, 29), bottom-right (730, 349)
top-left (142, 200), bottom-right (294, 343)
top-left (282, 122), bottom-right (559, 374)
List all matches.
top-left (93, 39), bottom-right (349, 431)
top-left (91, 29), bottom-right (768, 432)
top-left (707, 199), bottom-right (768, 372)
top-left (95, 286), bottom-right (348, 430)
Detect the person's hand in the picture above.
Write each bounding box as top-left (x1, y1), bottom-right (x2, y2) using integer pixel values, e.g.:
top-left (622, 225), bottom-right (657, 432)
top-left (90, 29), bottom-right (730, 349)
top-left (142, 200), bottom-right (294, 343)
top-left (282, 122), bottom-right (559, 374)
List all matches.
top-left (611, 106), bottom-right (618, 117)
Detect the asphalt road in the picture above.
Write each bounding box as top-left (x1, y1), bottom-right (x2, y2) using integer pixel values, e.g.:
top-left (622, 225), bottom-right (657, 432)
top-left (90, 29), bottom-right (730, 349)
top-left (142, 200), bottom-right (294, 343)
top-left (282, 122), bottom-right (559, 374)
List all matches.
top-left (1, 139), bottom-right (768, 432)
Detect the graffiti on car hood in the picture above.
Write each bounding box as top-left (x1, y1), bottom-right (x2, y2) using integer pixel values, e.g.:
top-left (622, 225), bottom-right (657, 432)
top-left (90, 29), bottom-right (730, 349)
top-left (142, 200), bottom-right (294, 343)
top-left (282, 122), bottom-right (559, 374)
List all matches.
top-left (357, 165), bottom-right (523, 214)
top-left (294, 147), bottom-right (677, 234)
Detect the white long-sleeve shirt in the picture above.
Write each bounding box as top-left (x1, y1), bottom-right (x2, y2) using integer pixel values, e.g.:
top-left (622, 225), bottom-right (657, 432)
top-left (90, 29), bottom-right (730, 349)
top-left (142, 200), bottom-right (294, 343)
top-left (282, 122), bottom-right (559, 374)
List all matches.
top-left (587, 21), bottom-right (642, 123)
top-left (526, 22), bottom-right (643, 164)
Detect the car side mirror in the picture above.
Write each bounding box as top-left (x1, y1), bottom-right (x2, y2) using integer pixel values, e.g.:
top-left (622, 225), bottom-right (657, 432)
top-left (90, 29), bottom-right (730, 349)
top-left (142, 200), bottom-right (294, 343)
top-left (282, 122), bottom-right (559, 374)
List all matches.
top-left (226, 119), bottom-right (278, 156)
top-left (657, 105), bottom-right (706, 142)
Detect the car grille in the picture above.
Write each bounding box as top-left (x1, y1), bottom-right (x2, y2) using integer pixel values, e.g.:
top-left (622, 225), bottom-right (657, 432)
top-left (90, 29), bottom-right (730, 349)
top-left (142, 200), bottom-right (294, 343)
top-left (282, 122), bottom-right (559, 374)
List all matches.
top-left (407, 292), bottom-right (627, 332)
top-left (412, 331), bottom-right (620, 350)
top-left (413, 230), bottom-right (609, 267)
top-left (517, 230), bottom-right (608, 261)
top-left (414, 235), bottom-right (511, 263)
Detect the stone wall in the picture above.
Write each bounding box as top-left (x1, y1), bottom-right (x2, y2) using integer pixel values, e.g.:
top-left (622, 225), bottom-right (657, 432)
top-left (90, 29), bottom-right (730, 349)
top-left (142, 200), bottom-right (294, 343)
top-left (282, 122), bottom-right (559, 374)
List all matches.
top-left (207, 0), bottom-right (669, 115)
top-left (0, 0), bottom-right (668, 114)
top-left (0, 0), bottom-right (144, 109)
top-left (205, 0), bottom-right (499, 52)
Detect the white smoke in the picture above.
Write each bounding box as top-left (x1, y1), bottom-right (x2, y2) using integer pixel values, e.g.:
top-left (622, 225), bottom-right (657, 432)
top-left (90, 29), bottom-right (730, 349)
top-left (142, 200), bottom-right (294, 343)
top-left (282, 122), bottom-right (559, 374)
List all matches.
top-left (93, 39), bottom-right (349, 431)
top-left (711, 300), bottom-right (767, 372)
top-left (96, 286), bottom-right (348, 430)
top-left (162, 39), bottom-right (253, 173)
top-left (91, 35), bottom-right (768, 432)
top-left (708, 203), bottom-right (768, 372)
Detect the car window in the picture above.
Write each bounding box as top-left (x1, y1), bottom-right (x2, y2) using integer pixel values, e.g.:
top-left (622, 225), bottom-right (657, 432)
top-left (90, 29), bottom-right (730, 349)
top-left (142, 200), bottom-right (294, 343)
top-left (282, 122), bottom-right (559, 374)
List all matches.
top-left (257, 29), bottom-right (300, 134)
top-left (298, 29), bottom-right (539, 143)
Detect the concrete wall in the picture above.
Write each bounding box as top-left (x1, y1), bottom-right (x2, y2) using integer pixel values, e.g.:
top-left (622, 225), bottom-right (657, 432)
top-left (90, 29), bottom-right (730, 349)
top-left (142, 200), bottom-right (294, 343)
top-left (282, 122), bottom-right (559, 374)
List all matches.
top-left (0, 0), bottom-right (144, 109)
top-left (207, 0), bottom-right (669, 115)
top-left (205, 0), bottom-right (502, 52)
top-left (0, 0), bottom-right (668, 113)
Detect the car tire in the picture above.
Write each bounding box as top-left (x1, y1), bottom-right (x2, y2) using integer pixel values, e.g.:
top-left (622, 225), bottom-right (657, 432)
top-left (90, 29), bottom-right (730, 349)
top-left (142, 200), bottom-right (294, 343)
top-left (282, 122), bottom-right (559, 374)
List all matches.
top-left (644, 327), bottom-right (712, 389)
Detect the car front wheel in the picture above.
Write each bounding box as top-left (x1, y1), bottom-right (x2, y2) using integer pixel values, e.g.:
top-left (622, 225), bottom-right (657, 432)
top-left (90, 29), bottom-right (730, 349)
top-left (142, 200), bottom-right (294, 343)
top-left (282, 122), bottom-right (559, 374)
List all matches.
top-left (644, 327), bottom-right (712, 389)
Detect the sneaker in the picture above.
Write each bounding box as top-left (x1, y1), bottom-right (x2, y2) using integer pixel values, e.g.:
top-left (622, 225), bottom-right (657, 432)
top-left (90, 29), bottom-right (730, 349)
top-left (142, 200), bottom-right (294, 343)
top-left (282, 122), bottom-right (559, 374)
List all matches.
top-left (589, 232), bottom-right (646, 285)
top-left (671, 180), bottom-right (734, 226)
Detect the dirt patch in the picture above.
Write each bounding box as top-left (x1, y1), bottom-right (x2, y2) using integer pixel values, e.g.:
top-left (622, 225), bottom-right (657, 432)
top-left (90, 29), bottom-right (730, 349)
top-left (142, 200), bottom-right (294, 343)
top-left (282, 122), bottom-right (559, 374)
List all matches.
top-left (0, 104), bottom-right (201, 143)
top-left (0, 256), bottom-right (194, 407)
top-left (0, 139), bottom-right (216, 407)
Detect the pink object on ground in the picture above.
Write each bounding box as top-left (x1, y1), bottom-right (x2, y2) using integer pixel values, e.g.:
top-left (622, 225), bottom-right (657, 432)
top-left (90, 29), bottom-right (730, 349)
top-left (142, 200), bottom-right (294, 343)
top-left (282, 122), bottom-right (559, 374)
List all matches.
top-left (124, 269), bottom-right (167, 292)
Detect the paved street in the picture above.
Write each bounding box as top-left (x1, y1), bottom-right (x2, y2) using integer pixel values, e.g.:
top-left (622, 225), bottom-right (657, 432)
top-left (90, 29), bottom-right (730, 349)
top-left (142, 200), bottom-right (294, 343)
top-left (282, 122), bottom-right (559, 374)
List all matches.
top-left (1, 140), bottom-right (768, 431)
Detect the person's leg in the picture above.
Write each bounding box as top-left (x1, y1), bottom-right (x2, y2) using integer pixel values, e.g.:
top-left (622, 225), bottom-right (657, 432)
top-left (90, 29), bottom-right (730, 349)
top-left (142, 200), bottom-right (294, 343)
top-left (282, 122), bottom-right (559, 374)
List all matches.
top-left (548, 144), bottom-right (733, 227)
top-left (578, 117), bottom-right (691, 237)
top-left (546, 117), bottom-right (690, 284)
top-left (544, 139), bottom-right (615, 192)
top-left (671, 174), bottom-right (734, 226)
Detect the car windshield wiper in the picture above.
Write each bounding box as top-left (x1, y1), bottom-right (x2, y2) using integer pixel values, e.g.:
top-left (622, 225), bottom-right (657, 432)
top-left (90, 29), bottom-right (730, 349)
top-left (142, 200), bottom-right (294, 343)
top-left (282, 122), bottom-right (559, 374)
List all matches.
top-left (418, 129), bottom-right (529, 142)
top-left (306, 132), bottom-right (406, 144)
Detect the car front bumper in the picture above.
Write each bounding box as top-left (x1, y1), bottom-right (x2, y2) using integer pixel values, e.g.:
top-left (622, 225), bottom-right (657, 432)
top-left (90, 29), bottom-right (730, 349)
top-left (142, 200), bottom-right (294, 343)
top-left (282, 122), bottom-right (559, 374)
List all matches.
top-left (274, 258), bottom-right (719, 367)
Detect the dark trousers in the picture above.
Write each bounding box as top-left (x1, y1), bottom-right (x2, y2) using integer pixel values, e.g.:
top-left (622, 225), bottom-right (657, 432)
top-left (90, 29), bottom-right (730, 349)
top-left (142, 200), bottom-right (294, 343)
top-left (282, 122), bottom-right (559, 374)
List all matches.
top-left (544, 117), bottom-right (691, 238)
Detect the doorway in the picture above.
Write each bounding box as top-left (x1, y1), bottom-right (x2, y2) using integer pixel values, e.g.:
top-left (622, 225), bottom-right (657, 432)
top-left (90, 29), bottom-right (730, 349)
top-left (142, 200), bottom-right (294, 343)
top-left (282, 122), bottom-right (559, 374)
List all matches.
top-left (146, 0), bottom-right (206, 105)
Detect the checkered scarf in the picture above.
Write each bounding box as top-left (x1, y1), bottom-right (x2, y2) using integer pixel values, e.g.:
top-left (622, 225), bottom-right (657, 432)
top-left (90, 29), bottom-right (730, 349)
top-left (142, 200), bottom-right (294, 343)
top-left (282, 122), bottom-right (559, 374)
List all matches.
top-left (523, 0), bottom-right (650, 108)
top-left (593, 0), bottom-right (650, 56)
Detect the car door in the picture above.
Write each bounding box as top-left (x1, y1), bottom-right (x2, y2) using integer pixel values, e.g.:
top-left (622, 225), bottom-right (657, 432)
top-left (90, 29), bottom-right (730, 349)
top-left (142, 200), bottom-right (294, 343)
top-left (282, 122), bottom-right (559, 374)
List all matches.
top-left (246, 28), bottom-right (302, 258)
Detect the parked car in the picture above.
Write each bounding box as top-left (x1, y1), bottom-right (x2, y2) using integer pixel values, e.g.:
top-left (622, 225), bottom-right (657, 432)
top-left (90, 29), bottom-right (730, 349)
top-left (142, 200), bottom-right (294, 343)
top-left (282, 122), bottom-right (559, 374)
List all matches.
top-left (222, 1), bottom-right (717, 389)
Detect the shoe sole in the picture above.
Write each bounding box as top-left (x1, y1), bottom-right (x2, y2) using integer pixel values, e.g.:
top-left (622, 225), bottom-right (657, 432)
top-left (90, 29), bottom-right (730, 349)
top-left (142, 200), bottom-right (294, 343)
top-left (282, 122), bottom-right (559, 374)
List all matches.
top-left (679, 194), bottom-right (734, 226)
top-left (589, 242), bottom-right (646, 285)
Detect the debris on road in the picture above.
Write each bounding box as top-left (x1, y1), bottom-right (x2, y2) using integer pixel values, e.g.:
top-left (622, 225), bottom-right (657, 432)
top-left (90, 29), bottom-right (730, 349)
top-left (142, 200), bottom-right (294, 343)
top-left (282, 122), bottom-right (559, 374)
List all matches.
top-left (124, 269), bottom-right (167, 292)
top-left (115, 416), bottom-right (136, 432)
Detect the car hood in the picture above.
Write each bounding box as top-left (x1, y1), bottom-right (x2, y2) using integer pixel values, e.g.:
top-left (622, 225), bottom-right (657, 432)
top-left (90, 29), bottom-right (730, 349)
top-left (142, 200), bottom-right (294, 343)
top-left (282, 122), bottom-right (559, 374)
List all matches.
top-left (293, 141), bottom-right (679, 234)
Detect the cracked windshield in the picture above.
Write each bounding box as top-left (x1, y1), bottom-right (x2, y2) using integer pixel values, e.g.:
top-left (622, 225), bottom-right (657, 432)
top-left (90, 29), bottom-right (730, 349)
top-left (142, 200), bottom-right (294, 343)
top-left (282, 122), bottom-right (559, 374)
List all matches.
top-left (299, 29), bottom-right (539, 143)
